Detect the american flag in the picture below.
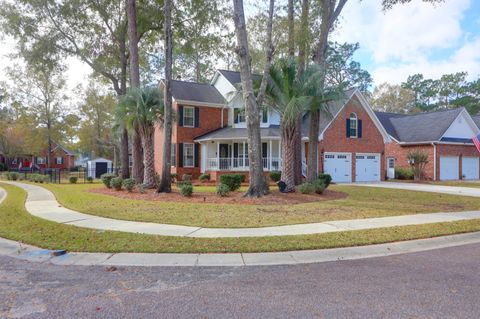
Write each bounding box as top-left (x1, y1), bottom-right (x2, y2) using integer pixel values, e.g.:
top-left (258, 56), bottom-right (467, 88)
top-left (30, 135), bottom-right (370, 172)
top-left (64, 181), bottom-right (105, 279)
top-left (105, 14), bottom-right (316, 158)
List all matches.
top-left (473, 133), bottom-right (480, 153)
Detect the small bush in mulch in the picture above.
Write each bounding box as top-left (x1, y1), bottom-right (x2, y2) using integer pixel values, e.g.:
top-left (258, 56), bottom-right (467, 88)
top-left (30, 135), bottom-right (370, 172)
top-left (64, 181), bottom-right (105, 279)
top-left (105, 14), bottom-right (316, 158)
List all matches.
top-left (269, 171), bottom-right (281, 182)
top-left (171, 173), bottom-right (178, 183)
top-left (101, 173), bottom-right (116, 188)
top-left (317, 173), bottom-right (332, 187)
top-left (216, 183), bottom-right (230, 197)
top-left (138, 183), bottom-right (147, 194)
top-left (110, 177), bottom-right (123, 191)
top-left (313, 179), bottom-right (327, 194)
top-left (179, 183), bottom-right (193, 197)
top-left (122, 178), bottom-right (136, 192)
top-left (7, 172), bottom-right (19, 181)
top-left (182, 174), bottom-right (192, 183)
top-left (219, 174), bottom-right (244, 191)
top-left (86, 176), bottom-right (94, 183)
top-left (298, 182), bottom-right (315, 194)
top-left (199, 173), bottom-right (210, 182)
top-left (69, 176), bottom-right (78, 184)
top-left (395, 167), bottom-right (414, 180)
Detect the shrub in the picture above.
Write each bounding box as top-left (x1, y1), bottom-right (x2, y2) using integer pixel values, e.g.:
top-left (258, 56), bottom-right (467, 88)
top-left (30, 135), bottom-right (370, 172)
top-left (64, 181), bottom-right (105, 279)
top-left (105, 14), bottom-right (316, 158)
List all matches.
top-left (86, 176), bottom-right (94, 183)
top-left (110, 177), bottom-right (123, 191)
top-left (0, 163), bottom-right (7, 171)
top-left (69, 176), bottom-right (78, 184)
top-left (216, 183), bottom-right (230, 197)
top-left (171, 173), bottom-right (178, 182)
top-left (42, 175), bottom-right (50, 183)
top-left (199, 173), bottom-right (210, 182)
top-left (122, 178), bottom-right (136, 192)
top-left (317, 173), bottom-right (332, 187)
top-left (7, 172), bottom-right (19, 181)
top-left (179, 183), bottom-right (193, 197)
top-left (269, 171), bottom-right (281, 182)
top-left (407, 150), bottom-right (429, 181)
top-left (138, 183), bottom-right (147, 194)
top-left (313, 179), bottom-right (326, 194)
top-left (395, 167), bottom-right (414, 180)
top-left (182, 174), bottom-right (192, 182)
top-left (219, 174), bottom-right (244, 191)
top-left (101, 173), bottom-right (116, 188)
top-left (298, 182), bottom-right (315, 194)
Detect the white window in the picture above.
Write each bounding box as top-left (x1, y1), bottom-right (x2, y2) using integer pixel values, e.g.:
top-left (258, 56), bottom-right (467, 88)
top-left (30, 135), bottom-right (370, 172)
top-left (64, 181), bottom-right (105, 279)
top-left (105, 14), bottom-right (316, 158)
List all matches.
top-left (37, 157), bottom-right (46, 164)
top-left (234, 108), bottom-right (246, 124)
top-left (128, 155), bottom-right (133, 167)
top-left (183, 106), bottom-right (195, 127)
top-left (56, 157), bottom-right (63, 165)
top-left (261, 108), bottom-right (268, 123)
top-left (183, 143), bottom-right (194, 167)
top-left (349, 113), bottom-right (358, 138)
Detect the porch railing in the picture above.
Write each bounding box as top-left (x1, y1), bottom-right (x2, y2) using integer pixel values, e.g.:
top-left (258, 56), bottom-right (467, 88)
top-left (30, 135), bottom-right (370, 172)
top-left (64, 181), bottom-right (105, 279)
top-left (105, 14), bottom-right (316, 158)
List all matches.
top-left (206, 157), bottom-right (282, 171)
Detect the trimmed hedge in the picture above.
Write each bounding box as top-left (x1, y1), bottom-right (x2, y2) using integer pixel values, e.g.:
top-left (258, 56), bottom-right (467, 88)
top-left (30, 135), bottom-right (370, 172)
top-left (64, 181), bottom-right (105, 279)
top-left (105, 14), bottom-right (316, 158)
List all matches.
top-left (219, 174), bottom-right (244, 191)
top-left (69, 176), bottom-right (78, 184)
top-left (110, 177), bottom-right (123, 191)
top-left (298, 182), bottom-right (315, 194)
top-left (313, 179), bottom-right (326, 194)
top-left (179, 183), bottom-right (193, 197)
top-left (318, 173), bottom-right (332, 187)
top-left (216, 183), bottom-right (230, 197)
top-left (122, 178), bottom-right (136, 192)
top-left (269, 171), bottom-right (281, 182)
top-left (101, 173), bottom-right (116, 188)
top-left (395, 167), bottom-right (414, 180)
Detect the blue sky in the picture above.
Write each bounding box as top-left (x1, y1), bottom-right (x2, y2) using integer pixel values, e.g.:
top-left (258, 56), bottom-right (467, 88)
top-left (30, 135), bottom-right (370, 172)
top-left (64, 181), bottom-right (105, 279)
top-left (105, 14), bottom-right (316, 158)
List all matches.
top-left (333, 0), bottom-right (480, 85)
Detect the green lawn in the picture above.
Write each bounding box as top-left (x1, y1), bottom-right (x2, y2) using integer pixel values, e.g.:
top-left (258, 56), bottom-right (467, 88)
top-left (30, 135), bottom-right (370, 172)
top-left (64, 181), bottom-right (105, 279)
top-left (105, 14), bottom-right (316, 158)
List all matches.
top-left (2, 182), bottom-right (480, 253)
top-left (388, 179), bottom-right (480, 189)
top-left (34, 182), bottom-right (480, 228)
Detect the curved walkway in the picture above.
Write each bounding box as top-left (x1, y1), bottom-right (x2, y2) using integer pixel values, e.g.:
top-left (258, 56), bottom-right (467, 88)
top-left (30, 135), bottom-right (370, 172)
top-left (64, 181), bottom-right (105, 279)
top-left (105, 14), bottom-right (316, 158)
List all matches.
top-left (3, 181), bottom-right (480, 238)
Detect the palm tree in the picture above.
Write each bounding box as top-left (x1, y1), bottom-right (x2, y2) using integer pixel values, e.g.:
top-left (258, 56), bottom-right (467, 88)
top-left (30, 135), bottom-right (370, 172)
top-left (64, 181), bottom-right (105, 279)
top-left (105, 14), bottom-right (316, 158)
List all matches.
top-left (265, 58), bottom-right (340, 192)
top-left (117, 87), bottom-right (164, 188)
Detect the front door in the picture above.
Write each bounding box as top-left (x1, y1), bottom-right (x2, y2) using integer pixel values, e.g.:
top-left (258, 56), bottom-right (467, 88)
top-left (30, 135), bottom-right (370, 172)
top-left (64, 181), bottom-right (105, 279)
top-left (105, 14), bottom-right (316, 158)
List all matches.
top-left (387, 157), bottom-right (395, 179)
top-left (219, 144), bottom-right (230, 170)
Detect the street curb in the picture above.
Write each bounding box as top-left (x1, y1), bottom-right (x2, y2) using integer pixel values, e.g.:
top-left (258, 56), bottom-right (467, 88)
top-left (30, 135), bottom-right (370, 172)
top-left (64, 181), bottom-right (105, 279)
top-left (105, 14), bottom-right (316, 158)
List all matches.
top-left (1, 232), bottom-right (480, 267)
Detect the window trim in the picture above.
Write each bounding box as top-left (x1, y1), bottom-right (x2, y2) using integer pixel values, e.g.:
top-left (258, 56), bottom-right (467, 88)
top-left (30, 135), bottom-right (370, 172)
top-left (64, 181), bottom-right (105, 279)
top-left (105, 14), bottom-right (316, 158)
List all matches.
top-left (183, 106), bottom-right (195, 128)
top-left (37, 157), bottom-right (46, 165)
top-left (183, 143), bottom-right (195, 168)
top-left (56, 157), bottom-right (63, 165)
top-left (235, 108), bottom-right (246, 124)
top-left (349, 112), bottom-right (358, 138)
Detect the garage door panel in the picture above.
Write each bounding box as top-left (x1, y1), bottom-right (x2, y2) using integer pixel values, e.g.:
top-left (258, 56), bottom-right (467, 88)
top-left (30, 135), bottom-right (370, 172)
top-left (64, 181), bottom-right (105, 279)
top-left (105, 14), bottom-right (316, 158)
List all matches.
top-left (355, 154), bottom-right (381, 182)
top-left (440, 156), bottom-right (459, 181)
top-left (324, 153), bottom-right (352, 183)
top-left (462, 157), bottom-right (479, 180)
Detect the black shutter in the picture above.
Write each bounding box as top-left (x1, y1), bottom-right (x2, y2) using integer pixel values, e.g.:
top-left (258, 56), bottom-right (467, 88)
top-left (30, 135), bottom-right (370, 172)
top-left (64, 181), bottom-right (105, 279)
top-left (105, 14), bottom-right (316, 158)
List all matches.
top-left (194, 107), bottom-right (200, 128)
top-left (194, 143), bottom-right (200, 167)
top-left (234, 109), bottom-right (239, 124)
top-left (358, 120), bottom-right (363, 138)
top-left (178, 143), bottom-right (184, 167)
top-left (178, 106), bottom-right (184, 126)
top-left (346, 119), bottom-right (351, 138)
top-left (262, 108), bottom-right (268, 123)
top-left (262, 143), bottom-right (268, 158)
top-left (233, 143), bottom-right (239, 158)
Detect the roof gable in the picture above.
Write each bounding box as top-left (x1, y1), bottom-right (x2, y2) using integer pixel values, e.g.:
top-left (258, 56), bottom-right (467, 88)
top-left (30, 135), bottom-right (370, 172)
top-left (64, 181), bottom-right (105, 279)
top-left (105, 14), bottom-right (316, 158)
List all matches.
top-left (442, 109), bottom-right (479, 140)
top-left (163, 80), bottom-right (226, 106)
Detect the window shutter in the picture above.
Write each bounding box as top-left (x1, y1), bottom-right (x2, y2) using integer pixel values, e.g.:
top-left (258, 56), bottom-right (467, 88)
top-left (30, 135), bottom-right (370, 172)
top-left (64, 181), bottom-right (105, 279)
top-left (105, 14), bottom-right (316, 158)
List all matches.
top-left (194, 143), bottom-right (200, 167)
top-left (346, 119), bottom-right (351, 138)
top-left (262, 108), bottom-right (268, 123)
top-left (358, 120), bottom-right (363, 138)
top-left (234, 109), bottom-right (239, 124)
top-left (61, 157), bottom-right (64, 164)
top-left (194, 107), bottom-right (200, 128)
top-left (178, 106), bottom-right (184, 126)
top-left (262, 143), bottom-right (268, 158)
top-left (233, 143), bottom-right (239, 158)
top-left (178, 143), bottom-right (184, 167)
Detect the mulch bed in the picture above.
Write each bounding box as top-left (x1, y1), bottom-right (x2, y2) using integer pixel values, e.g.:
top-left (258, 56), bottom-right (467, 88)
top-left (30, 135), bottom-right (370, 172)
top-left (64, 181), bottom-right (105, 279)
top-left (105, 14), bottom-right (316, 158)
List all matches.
top-left (90, 187), bottom-right (347, 205)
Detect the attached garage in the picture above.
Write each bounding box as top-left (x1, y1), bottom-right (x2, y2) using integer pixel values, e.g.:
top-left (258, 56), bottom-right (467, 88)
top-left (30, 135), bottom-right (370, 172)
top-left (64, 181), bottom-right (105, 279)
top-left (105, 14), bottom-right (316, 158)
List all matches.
top-left (439, 156), bottom-right (459, 181)
top-left (355, 153), bottom-right (381, 182)
top-left (324, 153), bottom-right (352, 183)
top-left (462, 157), bottom-right (479, 180)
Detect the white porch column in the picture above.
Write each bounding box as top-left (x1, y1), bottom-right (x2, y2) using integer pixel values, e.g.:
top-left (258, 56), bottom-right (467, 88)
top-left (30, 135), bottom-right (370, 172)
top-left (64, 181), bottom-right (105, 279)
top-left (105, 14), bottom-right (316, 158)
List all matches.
top-left (216, 141), bottom-right (220, 169)
top-left (278, 140), bottom-right (281, 169)
top-left (243, 141), bottom-right (246, 169)
top-left (269, 140), bottom-right (273, 171)
top-left (231, 142), bottom-right (234, 169)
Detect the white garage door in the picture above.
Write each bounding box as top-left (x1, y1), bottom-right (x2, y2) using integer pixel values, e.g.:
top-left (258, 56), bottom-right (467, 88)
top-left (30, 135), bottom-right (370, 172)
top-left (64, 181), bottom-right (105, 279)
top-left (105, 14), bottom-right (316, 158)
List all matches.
top-left (440, 156), bottom-right (459, 181)
top-left (324, 153), bottom-right (352, 183)
top-left (356, 154), bottom-right (381, 182)
top-left (462, 157), bottom-right (479, 180)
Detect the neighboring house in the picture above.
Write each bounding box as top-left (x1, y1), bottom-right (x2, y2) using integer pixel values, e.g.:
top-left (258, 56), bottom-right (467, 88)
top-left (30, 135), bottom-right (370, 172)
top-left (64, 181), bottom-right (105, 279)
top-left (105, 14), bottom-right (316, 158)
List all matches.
top-left (153, 69), bottom-right (480, 182)
top-left (7, 141), bottom-right (75, 171)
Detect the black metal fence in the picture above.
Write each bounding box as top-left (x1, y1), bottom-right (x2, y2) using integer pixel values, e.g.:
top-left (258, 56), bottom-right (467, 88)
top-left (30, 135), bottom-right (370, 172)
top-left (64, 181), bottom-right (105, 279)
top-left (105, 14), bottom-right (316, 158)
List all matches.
top-left (6, 167), bottom-right (116, 184)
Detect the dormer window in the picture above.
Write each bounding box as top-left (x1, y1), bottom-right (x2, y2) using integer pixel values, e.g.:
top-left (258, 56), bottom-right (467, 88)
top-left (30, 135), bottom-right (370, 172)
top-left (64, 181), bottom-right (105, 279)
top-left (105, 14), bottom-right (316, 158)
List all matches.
top-left (349, 112), bottom-right (358, 138)
top-left (234, 108), bottom-right (246, 124)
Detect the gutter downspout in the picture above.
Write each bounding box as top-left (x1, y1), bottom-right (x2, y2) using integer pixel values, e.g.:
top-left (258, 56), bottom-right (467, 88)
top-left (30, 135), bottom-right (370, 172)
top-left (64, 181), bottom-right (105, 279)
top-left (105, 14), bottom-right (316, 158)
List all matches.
top-left (432, 142), bottom-right (437, 181)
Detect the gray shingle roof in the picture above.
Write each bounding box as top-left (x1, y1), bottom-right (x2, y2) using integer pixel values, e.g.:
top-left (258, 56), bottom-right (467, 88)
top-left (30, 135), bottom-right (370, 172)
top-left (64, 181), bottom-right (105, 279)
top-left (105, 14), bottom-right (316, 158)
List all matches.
top-left (194, 126), bottom-right (280, 141)
top-left (217, 69), bottom-right (263, 86)
top-left (170, 80), bottom-right (226, 105)
top-left (375, 108), bottom-right (463, 143)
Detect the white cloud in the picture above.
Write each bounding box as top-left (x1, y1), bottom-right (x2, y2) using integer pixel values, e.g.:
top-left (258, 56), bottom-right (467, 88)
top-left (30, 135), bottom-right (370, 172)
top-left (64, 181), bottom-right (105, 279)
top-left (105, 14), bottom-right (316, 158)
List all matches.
top-left (332, 0), bottom-right (478, 85)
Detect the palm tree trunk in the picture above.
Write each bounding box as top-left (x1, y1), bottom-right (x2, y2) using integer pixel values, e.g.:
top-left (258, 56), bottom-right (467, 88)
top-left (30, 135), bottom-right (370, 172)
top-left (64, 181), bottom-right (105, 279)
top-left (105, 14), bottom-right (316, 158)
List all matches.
top-left (132, 124), bottom-right (144, 183)
top-left (293, 116), bottom-right (303, 184)
top-left (281, 124), bottom-right (296, 192)
top-left (120, 127), bottom-right (129, 178)
top-left (306, 111), bottom-right (319, 181)
top-left (157, 0), bottom-right (173, 193)
top-left (232, 0), bottom-right (269, 197)
top-left (142, 129), bottom-right (156, 188)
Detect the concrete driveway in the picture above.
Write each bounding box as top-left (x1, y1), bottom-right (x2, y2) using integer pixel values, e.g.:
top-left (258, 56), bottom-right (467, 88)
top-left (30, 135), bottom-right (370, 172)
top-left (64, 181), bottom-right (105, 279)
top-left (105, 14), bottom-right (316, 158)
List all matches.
top-left (1, 243), bottom-right (479, 318)
top-left (354, 181), bottom-right (480, 197)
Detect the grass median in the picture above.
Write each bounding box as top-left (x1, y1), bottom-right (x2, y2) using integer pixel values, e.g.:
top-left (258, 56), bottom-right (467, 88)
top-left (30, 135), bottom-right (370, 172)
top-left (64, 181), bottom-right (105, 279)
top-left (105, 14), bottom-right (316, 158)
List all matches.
top-left (1, 182), bottom-right (480, 253)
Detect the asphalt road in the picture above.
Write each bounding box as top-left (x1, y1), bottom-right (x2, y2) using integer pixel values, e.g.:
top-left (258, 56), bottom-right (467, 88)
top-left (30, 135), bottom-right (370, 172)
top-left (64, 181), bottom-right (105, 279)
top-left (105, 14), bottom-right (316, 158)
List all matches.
top-left (1, 243), bottom-right (480, 319)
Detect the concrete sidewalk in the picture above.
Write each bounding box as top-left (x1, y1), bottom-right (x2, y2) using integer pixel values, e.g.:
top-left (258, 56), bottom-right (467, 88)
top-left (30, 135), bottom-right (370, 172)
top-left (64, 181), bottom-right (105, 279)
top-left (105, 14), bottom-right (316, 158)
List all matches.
top-left (2, 181), bottom-right (480, 238)
top-left (354, 181), bottom-right (480, 197)
top-left (1, 232), bottom-right (480, 266)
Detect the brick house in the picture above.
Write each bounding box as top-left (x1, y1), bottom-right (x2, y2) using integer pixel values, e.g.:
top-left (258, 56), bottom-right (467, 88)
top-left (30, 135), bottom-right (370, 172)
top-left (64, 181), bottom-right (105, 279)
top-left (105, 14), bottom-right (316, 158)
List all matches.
top-left (154, 70), bottom-right (480, 182)
top-left (6, 141), bottom-right (75, 171)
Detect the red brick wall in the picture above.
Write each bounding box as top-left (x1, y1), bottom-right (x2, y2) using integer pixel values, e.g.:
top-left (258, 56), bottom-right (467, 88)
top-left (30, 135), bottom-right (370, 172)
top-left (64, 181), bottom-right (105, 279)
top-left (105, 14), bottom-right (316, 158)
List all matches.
top-left (384, 142), bottom-right (478, 180)
top-left (154, 101), bottom-right (228, 179)
top-left (37, 148), bottom-right (75, 170)
top-left (318, 96), bottom-right (386, 181)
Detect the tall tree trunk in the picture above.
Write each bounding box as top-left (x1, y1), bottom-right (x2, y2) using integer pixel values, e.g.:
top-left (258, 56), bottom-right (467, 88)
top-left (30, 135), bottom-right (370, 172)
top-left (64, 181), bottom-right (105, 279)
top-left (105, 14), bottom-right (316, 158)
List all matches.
top-left (127, 0), bottom-right (144, 183)
top-left (281, 124), bottom-right (297, 192)
top-left (232, 0), bottom-right (269, 197)
top-left (120, 127), bottom-right (129, 178)
top-left (287, 0), bottom-right (295, 58)
top-left (157, 0), bottom-right (173, 193)
top-left (142, 129), bottom-right (156, 188)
